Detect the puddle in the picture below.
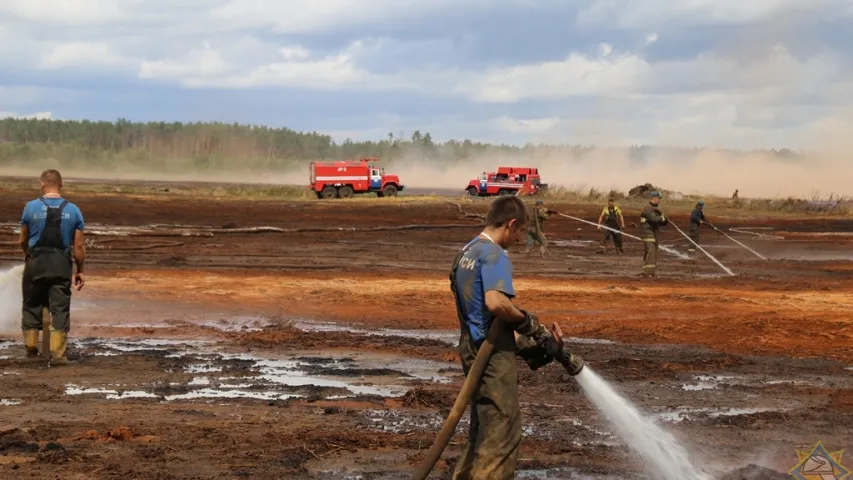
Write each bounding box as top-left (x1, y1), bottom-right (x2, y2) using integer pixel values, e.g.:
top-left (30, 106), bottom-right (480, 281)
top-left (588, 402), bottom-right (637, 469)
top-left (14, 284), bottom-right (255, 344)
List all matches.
top-left (361, 409), bottom-right (444, 434)
top-left (292, 320), bottom-right (457, 345)
top-left (655, 406), bottom-right (783, 423)
top-left (517, 467), bottom-right (626, 479)
top-left (293, 319), bottom-right (615, 349)
top-left (62, 338), bottom-right (455, 403)
top-left (75, 314), bottom-right (275, 333)
top-left (551, 240), bottom-right (595, 247)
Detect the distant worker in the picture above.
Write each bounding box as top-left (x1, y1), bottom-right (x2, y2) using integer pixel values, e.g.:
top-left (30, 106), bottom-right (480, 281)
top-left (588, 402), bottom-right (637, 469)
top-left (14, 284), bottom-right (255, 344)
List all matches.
top-left (687, 200), bottom-right (718, 253)
top-left (449, 195), bottom-right (567, 478)
top-left (525, 199), bottom-right (554, 257)
top-left (19, 169), bottom-right (86, 364)
top-left (732, 189), bottom-right (739, 200)
top-left (596, 198), bottom-right (625, 254)
top-left (639, 191), bottom-right (667, 277)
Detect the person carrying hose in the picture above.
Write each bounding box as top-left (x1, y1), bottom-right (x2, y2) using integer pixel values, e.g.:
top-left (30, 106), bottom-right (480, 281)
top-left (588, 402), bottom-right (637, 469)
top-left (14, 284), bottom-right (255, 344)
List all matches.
top-left (19, 169), bottom-right (86, 364)
top-left (448, 195), bottom-right (568, 479)
top-left (639, 191), bottom-right (667, 277)
top-left (596, 198), bottom-right (625, 254)
top-left (687, 200), bottom-right (718, 253)
top-left (525, 199), bottom-right (554, 257)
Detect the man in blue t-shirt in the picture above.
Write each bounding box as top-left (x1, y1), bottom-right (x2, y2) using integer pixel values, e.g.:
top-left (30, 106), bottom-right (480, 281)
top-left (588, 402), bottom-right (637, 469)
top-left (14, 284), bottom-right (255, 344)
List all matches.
top-left (449, 195), bottom-right (562, 479)
top-left (19, 169), bottom-right (86, 364)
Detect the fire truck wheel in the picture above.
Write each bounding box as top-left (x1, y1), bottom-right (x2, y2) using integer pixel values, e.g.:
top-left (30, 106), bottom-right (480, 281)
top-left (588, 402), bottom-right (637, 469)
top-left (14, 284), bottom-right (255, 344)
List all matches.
top-left (467, 187), bottom-right (478, 196)
top-left (498, 189), bottom-right (511, 196)
top-left (383, 184), bottom-right (398, 197)
top-left (338, 186), bottom-right (354, 198)
top-left (321, 186), bottom-right (338, 199)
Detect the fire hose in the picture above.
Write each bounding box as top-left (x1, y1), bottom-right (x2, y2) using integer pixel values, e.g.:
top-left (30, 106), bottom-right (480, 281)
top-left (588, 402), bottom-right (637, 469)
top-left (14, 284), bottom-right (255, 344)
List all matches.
top-left (411, 322), bottom-right (584, 480)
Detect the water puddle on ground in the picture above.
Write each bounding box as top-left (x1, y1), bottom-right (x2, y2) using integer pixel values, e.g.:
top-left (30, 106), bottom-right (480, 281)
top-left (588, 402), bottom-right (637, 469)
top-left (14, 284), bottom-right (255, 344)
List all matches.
top-left (51, 337), bottom-right (456, 404)
top-left (75, 313), bottom-right (275, 333)
top-left (654, 406), bottom-right (785, 423)
top-left (291, 319), bottom-right (618, 348)
top-left (292, 320), bottom-right (458, 346)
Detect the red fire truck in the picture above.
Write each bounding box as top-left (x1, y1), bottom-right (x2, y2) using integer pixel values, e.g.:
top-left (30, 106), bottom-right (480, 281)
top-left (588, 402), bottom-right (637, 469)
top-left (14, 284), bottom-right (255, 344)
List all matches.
top-left (465, 166), bottom-right (547, 197)
top-left (309, 157), bottom-right (404, 199)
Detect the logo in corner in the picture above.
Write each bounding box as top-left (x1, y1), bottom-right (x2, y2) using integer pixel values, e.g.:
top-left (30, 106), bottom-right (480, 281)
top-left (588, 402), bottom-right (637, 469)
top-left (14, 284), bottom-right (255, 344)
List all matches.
top-left (789, 441), bottom-right (850, 480)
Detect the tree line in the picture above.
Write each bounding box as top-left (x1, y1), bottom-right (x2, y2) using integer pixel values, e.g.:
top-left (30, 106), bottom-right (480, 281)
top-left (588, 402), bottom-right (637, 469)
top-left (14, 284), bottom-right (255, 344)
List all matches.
top-left (0, 117), bottom-right (803, 172)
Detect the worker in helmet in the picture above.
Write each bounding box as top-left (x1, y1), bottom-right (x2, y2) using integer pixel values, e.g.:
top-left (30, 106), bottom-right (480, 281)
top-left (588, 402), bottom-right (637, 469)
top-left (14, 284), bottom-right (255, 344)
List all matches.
top-left (596, 198), bottom-right (625, 254)
top-left (639, 191), bottom-right (667, 277)
top-left (687, 200), bottom-right (718, 253)
top-left (525, 199), bottom-right (554, 257)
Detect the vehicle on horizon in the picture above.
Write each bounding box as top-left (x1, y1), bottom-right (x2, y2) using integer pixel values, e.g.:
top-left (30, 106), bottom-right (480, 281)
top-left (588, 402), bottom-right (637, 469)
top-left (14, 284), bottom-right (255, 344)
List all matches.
top-left (465, 166), bottom-right (547, 197)
top-left (309, 157), bottom-right (404, 199)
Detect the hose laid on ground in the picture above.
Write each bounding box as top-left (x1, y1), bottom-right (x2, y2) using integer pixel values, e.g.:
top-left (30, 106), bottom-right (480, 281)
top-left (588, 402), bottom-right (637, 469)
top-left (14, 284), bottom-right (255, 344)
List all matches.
top-left (553, 212), bottom-right (689, 260)
top-left (668, 221), bottom-right (736, 276)
top-left (411, 320), bottom-right (505, 480)
top-left (718, 231), bottom-right (767, 260)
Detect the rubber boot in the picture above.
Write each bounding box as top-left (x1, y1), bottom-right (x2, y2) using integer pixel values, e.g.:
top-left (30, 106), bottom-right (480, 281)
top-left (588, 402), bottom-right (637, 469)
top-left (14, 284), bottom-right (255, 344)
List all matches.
top-left (49, 330), bottom-right (69, 366)
top-left (23, 329), bottom-right (40, 357)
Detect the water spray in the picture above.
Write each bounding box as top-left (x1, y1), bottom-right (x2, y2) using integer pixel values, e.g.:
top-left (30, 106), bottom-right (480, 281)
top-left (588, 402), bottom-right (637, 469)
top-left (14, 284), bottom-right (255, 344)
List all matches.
top-left (719, 230), bottom-right (767, 260)
top-left (669, 221), bottom-right (736, 276)
top-left (554, 212), bottom-right (690, 260)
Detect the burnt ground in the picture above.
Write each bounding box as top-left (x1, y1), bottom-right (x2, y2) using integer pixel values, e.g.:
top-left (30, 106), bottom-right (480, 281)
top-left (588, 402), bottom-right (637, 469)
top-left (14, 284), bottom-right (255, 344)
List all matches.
top-left (1, 183), bottom-right (853, 479)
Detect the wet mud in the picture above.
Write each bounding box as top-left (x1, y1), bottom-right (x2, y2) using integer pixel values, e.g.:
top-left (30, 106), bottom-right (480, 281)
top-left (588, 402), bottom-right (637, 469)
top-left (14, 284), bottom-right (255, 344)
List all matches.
top-left (2, 186), bottom-right (853, 478)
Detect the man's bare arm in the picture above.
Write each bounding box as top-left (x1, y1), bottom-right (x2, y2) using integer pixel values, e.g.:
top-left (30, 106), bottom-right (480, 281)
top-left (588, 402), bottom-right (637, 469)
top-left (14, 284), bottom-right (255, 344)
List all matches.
top-left (73, 229), bottom-right (85, 273)
top-left (19, 225), bottom-right (28, 254)
top-left (484, 290), bottom-right (526, 325)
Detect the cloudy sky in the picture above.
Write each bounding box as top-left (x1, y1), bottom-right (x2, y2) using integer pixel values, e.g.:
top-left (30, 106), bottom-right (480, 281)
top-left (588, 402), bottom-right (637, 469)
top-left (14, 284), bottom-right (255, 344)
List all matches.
top-left (2, 0), bottom-right (853, 149)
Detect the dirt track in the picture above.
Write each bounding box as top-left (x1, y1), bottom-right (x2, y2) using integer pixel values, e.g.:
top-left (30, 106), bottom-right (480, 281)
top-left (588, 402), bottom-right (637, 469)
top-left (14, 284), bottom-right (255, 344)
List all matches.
top-left (2, 186), bottom-right (853, 479)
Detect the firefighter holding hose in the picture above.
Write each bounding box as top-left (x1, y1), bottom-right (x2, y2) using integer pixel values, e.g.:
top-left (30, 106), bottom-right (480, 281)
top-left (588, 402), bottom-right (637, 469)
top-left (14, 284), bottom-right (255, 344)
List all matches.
top-left (596, 198), bottom-right (625, 254)
top-left (525, 199), bottom-right (554, 257)
top-left (639, 191), bottom-right (667, 277)
top-left (447, 195), bottom-right (582, 479)
top-left (19, 169), bottom-right (86, 364)
top-left (687, 200), bottom-right (718, 253)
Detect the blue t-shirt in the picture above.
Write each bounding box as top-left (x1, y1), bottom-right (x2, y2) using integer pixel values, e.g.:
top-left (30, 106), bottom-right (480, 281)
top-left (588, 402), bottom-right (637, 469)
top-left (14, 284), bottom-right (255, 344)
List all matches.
top-left (20, 197), bottom-right (85, 250)
top-left (453, 236), bottom-right (515, 344)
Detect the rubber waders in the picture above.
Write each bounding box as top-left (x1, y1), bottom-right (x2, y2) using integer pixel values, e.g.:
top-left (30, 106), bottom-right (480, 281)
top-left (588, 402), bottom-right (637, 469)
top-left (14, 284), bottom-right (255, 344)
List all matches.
top-left (411, 320), bottom-right (505, 480)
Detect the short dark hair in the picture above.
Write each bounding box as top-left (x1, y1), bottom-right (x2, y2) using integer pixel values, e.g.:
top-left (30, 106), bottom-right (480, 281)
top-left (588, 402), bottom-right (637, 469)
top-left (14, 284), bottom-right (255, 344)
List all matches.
top-left (486, 196), bottom-right (528, 228)
top-left (40, 169), bottom-right (62, 186)
top-left (608, 198), bottom-right (614, 202)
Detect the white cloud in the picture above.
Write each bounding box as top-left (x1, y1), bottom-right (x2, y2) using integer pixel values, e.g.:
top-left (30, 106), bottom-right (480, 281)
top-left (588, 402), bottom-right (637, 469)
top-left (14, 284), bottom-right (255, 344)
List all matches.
top-left (0, 0), bottom-right (125, 25)
top-left (139, 44), bottom-right (231, 80)
top-left (575, 0), bottom-right (837, 29)
top-left (0, 111), bottom-right (52, 120)
top-left (3, 0), bottom-right (853, 150)
top-left (38, 42), bottom-right (132, 70)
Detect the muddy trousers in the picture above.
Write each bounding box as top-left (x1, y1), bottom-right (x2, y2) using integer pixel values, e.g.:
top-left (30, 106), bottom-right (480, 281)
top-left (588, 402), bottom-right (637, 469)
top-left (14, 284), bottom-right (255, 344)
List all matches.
top-left (525, 231), bottom-right (547, 256)
top-left (687, 228), bottom-right (699, 252)
top-left (600, 226), bottom-right (623, 251)
top-left (453, 349), bottom-right (521, 479)
top-left (642, 238), bottom-right (658, 276)
top-left (21, 273), bottom-right (72, 333)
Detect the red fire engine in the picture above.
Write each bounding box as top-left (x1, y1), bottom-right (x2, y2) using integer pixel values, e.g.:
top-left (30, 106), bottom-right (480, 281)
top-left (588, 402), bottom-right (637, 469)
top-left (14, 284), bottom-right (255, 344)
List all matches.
top-left (465, 166), bottom-right (547, 197)
top-left (309, 157), bottom-right (404, 199)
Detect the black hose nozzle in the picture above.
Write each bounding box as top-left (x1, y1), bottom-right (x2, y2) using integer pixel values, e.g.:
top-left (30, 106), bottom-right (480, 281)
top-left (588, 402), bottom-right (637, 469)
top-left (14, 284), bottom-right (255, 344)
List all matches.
top-left (556, 348), bottom-right (584, 376)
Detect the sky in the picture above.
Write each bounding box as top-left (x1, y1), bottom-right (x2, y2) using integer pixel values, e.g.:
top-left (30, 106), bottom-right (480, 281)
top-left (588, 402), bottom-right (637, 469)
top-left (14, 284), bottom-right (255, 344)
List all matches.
top-left (2, 0), bottom-right (853, 150)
